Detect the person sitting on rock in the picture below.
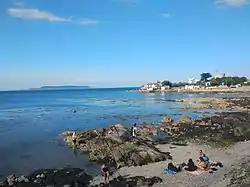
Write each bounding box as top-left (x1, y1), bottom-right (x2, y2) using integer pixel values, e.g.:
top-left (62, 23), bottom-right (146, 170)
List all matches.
top-left (197, 157), bottom-right (209, 170)
top-left (184, 158), bottom-right (197, 172)
top-left (199, 150), bottom-right (210, 164)
top-left (101, 163), bottom-right (110, 184)
top-left (167, 163), bottom-right (181, 173)
top-left (131, 123), bottom-right (137, 143)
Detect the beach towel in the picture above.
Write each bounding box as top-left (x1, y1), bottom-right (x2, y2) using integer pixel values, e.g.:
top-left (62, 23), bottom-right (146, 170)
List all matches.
top-left (164, 168), bottom-right (177, 174)
top-left (186, 169), bottom-right (205, 175)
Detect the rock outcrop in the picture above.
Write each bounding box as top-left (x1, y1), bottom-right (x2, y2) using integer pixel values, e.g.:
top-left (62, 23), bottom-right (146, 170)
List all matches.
top-left (160, 111), bottom-right (250, 146)
top-left (63, 124), bottom-right (172, 169)
top-left (0, 168), bottom-right (92, 187)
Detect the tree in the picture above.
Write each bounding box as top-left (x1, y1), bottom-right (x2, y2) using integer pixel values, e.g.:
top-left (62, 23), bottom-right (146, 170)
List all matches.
top-left (200, 73), bottom-right (212, 82)
top-left (162, 80), bottom-right (172, 87)
top-left (209, 76), bottom-right (248, 86)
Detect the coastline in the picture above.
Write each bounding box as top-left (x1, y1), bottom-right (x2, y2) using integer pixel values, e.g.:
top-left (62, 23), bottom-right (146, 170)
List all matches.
top-left (1, 93), bottom-right (250, 186)
top-left (135, 85), bottom-right (250, 94)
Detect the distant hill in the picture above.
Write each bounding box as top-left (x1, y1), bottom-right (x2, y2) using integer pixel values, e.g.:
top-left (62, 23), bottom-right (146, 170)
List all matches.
top-left (30, 85), bottom-right (91, 90)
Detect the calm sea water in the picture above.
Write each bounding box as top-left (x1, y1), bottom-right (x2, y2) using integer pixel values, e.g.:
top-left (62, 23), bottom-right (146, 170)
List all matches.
top-left (0, 88), bottom-right (234, 177)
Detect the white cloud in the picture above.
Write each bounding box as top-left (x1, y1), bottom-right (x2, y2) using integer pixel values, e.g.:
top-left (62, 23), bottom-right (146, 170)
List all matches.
top-left (7, 8), bottom-right (69, 22)
top-left (162, 13), bottom-right (171, 18)
top-left (215, 0), bottom-right (250, 6)
top-left (77, 18), bottom-right (98, 25)
top-left (7, 8), bottom-right (99, 25)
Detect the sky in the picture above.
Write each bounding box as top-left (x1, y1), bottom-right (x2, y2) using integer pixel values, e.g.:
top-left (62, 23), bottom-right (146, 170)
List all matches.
top-left (0, 0), bottom-right (250, 90)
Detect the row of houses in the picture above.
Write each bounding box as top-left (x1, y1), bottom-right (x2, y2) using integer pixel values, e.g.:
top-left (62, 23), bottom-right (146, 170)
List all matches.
top-left (140, 82), bottom-right (170, 92)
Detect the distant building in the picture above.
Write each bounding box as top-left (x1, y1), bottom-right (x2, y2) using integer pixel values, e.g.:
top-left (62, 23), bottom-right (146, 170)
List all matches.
top-left (140, 82), bottom-right (162, 91)
top-left (161, 85), bottom-right (170, 91)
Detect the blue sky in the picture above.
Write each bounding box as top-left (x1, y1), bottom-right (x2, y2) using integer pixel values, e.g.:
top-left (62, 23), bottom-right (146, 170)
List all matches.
top-left (0, 0), bottom-right (250, 90)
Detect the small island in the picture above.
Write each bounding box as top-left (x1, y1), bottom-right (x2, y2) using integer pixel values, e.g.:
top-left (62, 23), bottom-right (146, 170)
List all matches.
top-left (29, 85), bottom-right (91, 91)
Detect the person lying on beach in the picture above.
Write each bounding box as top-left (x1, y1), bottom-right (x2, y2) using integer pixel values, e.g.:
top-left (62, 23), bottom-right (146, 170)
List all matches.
top-left (167, 163), bottom-right (181, 173)
top-left (184, 158), bottom-right (198, 172)
top-left (101, 163), bottom-right (110, 184)
top-left (197, 157), bottom-right (210, 170)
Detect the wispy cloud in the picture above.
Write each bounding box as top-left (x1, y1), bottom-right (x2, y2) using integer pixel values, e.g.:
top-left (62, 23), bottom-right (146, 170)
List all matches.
top-left (215, 0), bottom-right (250, 6)
top-left (7, 7), bottom-right (99, 25)
top-left (77, 18), bottom-right (98, 25)
top-left (7, 8), bottom-right (69, 22)
top-left (162, 13), bottom-right (171, 18)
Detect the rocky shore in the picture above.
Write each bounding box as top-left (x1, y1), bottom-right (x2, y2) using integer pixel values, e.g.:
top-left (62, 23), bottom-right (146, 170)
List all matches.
top-left (61, 110), bottom-right (250, 186)
top-left (170, 96), bottom-right (250, 111)
top-left (2, 110), bottom-right (250, 186)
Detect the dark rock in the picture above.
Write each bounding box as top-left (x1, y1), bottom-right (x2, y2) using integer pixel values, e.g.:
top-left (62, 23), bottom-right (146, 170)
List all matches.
top-left (93, 176), bottom-right (162, 187)
top-left (63, 125), bottom-right (172, 168)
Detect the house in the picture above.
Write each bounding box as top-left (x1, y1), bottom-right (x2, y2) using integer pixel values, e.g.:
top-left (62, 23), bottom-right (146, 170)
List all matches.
top-left (161, 85), bottom-right (170, 91)
top-left (140, 82), bottom-right (162, 91)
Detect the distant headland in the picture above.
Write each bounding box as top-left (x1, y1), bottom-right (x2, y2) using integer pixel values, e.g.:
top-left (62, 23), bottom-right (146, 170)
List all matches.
top-left (29, 85), bottom-right (91, 90)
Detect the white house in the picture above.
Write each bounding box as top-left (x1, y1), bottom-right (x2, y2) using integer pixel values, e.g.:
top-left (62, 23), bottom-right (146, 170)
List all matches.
top-left (161, 85), bottom-right (170, 91)
top-left (140, 82), bottom-right (162, 91)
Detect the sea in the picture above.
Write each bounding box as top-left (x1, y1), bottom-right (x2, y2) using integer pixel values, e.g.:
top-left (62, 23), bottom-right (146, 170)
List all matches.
top-left (0, 87), bottom-right (235, 178)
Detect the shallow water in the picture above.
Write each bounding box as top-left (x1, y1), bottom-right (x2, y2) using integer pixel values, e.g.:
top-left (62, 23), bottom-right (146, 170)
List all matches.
top-left (0, 88), bottom-right (235, 177)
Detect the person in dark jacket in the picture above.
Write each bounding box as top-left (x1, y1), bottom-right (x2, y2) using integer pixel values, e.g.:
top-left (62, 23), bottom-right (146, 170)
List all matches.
top-left (101, 163), bottom-right (110, 184)
top-left (167, 163), bottom-right (181, 173)
top-left (184, 158), bottom-right (198, 172)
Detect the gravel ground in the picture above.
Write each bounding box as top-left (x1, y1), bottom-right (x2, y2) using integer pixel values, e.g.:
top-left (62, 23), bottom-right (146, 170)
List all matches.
top-left (91, 141), bottom-right (250, 187)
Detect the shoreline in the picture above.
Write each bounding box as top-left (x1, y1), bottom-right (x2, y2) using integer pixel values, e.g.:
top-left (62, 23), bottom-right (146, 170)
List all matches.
top-left (1, 95), bottom-right (250, 186)
top-left (135, 85), bottom-right (250, 94)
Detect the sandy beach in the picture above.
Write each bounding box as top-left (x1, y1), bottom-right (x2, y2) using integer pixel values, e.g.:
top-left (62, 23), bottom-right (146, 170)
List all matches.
top-left (91, 141), bottom-right (250, 187)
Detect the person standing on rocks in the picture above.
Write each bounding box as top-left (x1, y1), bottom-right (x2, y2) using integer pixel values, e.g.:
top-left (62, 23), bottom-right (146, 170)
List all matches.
top-left (72, 132), bottom-right (77, 146)
top-left (101, 163), bottom-right (110, 184)
top-left (131, 123), bottom-right (137, 143)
